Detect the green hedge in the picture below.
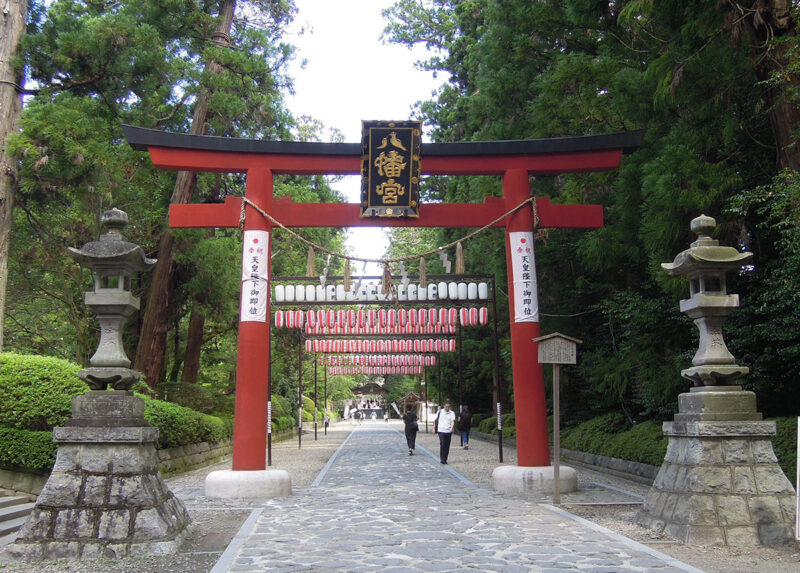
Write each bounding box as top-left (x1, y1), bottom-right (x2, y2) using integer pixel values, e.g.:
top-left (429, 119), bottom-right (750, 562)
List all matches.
top-left (0, 353), bottom-right (86, 431)
top-left (772, 417), bottom-right (797, 487)
top-left (0, 353), bottom-right (235, 474)
top-left (0, 427), bottom-right (57, 474)
top-left (141, 396), bottom-right (233, 449)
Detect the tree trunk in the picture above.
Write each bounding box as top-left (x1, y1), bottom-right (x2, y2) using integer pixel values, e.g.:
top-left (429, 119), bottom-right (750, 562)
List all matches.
top-left (737, 1), bottom-right (800, 170)
top-left (0, 0), bottom-right (29, 352)
top-left (181, 307), bottom-right (205, 383)
top-left (134, 0), bottom-right (237, 388)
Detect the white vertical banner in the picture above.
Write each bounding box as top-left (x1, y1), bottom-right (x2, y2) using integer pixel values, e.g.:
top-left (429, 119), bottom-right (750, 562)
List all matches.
top-left (240, 230), bottom-right (269, 322)
top-left (509, 231), bottom-right (539, 323)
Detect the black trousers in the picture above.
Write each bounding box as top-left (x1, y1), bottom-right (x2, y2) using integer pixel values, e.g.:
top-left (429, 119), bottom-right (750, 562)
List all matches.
top-left (405, 431), bottom-right (416, 450)
top-left (438, 431), bottom-right (452, 462)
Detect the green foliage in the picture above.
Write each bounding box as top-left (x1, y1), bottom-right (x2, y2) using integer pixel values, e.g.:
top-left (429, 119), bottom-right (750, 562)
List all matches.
top-left (560, 414), bottom-right (668, 466)
top-left (771, 417), bottom-right (797, 488)
top-left (141, 396), bottom-right (233, 449)
top-left (0, 353), bottom-right (86, 431)
top-left (0, 428), bottom-right (58, 474)
top-left (272, 416), bottom-right (296, 433)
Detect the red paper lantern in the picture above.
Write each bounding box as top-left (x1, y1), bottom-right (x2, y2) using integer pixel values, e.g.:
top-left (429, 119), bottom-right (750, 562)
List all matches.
top-left (479, 307), bottom-right (488, 325)
top-left (305, 340), bottom-right (312, 352)
top-left (469, 307), bottom-right (478, 326)
top-left (274, 310), bottom-right (284, 328)
top-left (449, 339), bottom-right (456, 352)
top-left (459, 307), bottom-right (469, 326)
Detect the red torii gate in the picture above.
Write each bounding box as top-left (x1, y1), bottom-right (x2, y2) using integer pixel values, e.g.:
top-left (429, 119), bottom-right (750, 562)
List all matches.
top-left (123, 125), bottom-right (644, 471)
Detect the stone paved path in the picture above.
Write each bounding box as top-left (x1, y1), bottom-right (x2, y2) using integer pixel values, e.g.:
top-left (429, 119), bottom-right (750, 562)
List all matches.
top-left (213, 426), bottom-right (704, 572)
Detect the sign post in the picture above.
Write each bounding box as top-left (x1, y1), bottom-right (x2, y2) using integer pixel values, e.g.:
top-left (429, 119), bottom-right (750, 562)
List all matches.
top-left (533, 332), bottom-right (581, 504)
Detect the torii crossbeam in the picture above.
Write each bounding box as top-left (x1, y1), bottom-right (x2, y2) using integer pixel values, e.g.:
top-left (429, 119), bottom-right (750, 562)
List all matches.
top-left (124, 125), bottom-right (644, 473)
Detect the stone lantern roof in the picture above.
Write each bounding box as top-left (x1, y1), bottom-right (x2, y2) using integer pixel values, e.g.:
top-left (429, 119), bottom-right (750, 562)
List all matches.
top-left (67, 208), bottom-right (156, 274)
top-left (661, 214), bottom-right (752, 277)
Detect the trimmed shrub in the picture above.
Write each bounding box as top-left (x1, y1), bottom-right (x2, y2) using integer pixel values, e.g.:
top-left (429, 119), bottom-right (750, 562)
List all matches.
top-left (0, 353), bottom-right (86, 430)
top-left (141, 396), bottom-right (233, 449)
top-left (560, 414), bottom-right (667, 466)
top-left (771, 417), bottom-right (797, 488)
top-left (0, 427), bottom-right (57, 473)
top-left (273, 416), bottom-right (296, 433)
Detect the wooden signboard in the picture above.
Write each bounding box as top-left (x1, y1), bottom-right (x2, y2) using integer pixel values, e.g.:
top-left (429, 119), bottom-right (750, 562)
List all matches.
top-left (535, 333), bottom-right (581, 364)
top-left (361, 120), bottom-right (422, 218)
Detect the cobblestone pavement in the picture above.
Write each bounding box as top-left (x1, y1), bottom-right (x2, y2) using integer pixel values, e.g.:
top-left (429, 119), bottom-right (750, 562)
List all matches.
top-left (213, 426), bottom-right (704, 572)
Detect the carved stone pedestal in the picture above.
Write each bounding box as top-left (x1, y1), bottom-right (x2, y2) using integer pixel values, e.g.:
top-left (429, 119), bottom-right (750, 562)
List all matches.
top-left (636, 387), bottom-right (796, 546)
top-left (8, 393), bottom-right (191, 560)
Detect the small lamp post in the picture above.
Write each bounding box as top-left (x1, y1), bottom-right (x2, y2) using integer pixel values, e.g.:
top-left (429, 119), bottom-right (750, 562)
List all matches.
top-left (533, 332), bottom-right (581, 504)
top-left (67, 208), bottom-right (155, 390)
top-left (661, 214), bottom-right (751, 387)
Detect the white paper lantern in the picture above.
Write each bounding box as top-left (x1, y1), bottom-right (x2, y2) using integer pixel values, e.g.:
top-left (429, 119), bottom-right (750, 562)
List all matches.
top-left (417, 284), bottom-right (427, 301)
top-left (336, 285), bottom-right (345, 300)
top-left (478, 282), bottom-right (489, 299)
top-left (285, 285), bottom-right (295, 302)
top-left (427, 283), bottom-right (437, 300)
top-left (457, 282), bottom-right (468, 300)
top-left (326, 285), bottom-right (336, 301)
top-left (295, 285), bottom-right (305, 302)
top-left (448, 281), bottom-right (458, 299)
top-left (407, 284), bottom-right (417, 300)
top-left (438, 281), bottom-right (448, 300)
top-left (467, 283), bottom-right (478, 300)
top-left (274, 284), bottom-right (285, 302)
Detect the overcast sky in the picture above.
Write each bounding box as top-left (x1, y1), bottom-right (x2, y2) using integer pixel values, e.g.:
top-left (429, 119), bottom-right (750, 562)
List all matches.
top-left (285, 0), bottom-right (444, 273)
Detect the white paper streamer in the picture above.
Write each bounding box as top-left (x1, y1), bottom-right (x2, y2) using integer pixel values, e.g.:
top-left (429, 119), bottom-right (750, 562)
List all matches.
top-left (509, 231), bottom-right (539, 323)
top-left (240, 230), bottom-right (269, 322)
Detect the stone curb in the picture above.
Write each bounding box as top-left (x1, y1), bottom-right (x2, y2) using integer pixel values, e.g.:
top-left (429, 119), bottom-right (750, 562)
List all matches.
top-left (471, 430), bottom-right (658, 485)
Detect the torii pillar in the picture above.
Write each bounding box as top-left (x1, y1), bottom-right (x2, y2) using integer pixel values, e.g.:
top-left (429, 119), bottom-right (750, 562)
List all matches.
top-left (123, 125), bottom-right (644, 497)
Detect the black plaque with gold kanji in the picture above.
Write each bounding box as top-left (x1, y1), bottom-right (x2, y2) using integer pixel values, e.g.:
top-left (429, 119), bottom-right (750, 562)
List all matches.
top-left (360, 120), bottom-right (422, 218)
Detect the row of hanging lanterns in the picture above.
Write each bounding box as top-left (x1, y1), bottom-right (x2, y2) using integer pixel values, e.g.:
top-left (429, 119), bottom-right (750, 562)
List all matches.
top-left (323, 355), bottom-right (436, 367)
top-left (306, 338), bottom-right (456, 354)
top-left (274, 281), bottom-right (490, 303)
top-left (328, 366), bottom-right (424, 376)
top-left (275, 307), bottom-right (489, 330)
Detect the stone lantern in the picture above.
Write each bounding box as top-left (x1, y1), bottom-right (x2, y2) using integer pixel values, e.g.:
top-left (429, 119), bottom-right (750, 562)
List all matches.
top-left (66, 208), bottom-right (155, 391)
top-left (661, 213), bottom-right (751, 388)
top-left (636, 215), bottom-right (796, 546)
top-left (9, 209), bottom-right (191, 561)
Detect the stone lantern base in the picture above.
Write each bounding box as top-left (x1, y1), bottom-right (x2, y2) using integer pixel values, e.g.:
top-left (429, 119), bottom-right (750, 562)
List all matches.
top-left (7, 393), bottom-right (191, 560)
top-left (636, 386), bottom-right (796, 546)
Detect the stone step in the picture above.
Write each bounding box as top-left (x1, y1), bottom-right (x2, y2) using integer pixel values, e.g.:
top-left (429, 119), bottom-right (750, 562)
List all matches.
top-left (0, 495), bottom-right (31, 509)
top-left (0, 502), bottom-right (35, 524)
top-left (0, 515), bottom-right (29, 540)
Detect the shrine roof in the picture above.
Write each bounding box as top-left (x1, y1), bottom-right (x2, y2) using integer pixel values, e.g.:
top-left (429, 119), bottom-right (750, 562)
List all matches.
top-left (122, 125), bottom-right (646, 157)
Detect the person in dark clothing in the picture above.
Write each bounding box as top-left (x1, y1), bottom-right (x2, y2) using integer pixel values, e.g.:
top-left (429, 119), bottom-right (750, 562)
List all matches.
top-left (402, 404), bottom-right (419, 455)
top-left (459, 405), bottom-right (473, 450)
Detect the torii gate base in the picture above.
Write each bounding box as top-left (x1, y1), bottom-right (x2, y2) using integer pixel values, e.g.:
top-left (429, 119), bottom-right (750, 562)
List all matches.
top-left (123, 126), bottom-right (643, 498)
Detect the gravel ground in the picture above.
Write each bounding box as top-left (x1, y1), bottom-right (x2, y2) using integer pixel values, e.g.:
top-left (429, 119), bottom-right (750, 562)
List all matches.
top-left (0, 420), bottom-right (797, 572)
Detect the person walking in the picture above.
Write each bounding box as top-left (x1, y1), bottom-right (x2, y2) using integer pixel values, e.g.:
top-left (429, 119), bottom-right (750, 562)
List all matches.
top-left (434, 401), bottom-right (456, 464)
top-left (402, 404), bottom-right (418, 455)
top-left (459, 404), bottom-right (473, 450)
